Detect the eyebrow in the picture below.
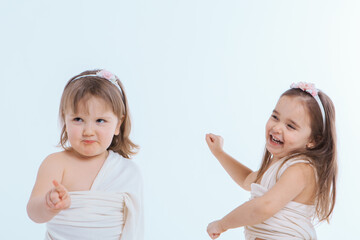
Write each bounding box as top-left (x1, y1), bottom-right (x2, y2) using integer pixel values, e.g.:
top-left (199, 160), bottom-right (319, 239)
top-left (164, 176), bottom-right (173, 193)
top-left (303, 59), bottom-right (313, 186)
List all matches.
top-left (68, 113), bottom-right (113, 118)
top-left (272, 110), bottom-right (301, 129)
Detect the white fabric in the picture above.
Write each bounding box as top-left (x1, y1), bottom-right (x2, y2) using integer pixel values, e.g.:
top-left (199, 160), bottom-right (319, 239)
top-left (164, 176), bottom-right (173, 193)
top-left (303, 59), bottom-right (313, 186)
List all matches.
top-left (45, 150), bottom-right (143, 240)
top-left (244, 158), bottom-right (317, 240)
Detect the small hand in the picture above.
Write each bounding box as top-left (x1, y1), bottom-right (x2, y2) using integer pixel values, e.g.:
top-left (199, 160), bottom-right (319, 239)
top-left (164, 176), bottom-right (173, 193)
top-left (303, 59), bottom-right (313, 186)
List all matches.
top-left (205, 133), bottom-right (224, 156)
top-left (207, 220), bottom-right (226, 239)
top-left (45, 180), bottom-right (71, 211)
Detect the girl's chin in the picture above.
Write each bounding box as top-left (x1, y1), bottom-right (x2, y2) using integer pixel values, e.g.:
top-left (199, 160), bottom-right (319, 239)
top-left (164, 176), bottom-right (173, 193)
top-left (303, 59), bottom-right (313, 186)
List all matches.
top-left (266, 147), bottom-right (285, 160)
top-left (70, 148), bottom-right (105, 159)
top-left (266, 143), bottom-right (282, 152)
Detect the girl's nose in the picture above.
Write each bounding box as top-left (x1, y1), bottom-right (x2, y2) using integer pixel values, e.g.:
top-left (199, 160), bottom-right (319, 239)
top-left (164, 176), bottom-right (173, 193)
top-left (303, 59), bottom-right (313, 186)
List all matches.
top-left (272, 123), bottom-right (282, 133)
top-left (83, 122), bottom-right (95, 136)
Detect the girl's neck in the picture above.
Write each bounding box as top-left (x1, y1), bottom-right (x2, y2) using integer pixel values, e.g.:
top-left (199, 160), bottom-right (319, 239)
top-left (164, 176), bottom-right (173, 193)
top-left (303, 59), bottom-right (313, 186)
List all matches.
top-left (271, 152), bottom-right (300, 163)
top-left (68, 148), bottom-right (109, 162)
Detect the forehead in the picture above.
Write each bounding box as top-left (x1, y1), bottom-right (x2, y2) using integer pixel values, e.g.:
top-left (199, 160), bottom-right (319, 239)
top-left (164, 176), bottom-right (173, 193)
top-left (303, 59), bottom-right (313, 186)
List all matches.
top-left (66, 95), bottom-right (113, 115)
top-left (275, 96), bottom-right (310, 124)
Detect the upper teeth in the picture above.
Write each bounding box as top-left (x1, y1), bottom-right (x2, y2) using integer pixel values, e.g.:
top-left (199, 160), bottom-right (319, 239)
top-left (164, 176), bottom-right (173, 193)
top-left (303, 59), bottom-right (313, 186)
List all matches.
top-left (272, 135), bottom-right (282, 143)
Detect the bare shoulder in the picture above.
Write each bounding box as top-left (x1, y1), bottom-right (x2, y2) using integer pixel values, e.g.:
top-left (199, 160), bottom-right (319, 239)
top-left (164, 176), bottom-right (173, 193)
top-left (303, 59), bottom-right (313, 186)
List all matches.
top-left (280, 162), bottom-right (316, 204)
top-left (282, 162), bottom-right (315, 182)
top-left (37, 151), bottom-right (69, 177)
top-left (257, 162), bottom-right (316, 213)
top-left (44, 151), bottom-right (68, 161)
top-left (29, 151), bottom-right (68, 197)
top-left (40, 151), bottom-right (68, 169)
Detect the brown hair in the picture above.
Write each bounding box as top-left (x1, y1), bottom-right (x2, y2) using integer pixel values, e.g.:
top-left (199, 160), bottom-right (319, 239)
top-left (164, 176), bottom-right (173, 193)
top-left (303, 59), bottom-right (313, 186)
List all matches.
top-left (58, 69), bottom-right (139, 158)
top-left (255, 88), bottom-right (337, 222)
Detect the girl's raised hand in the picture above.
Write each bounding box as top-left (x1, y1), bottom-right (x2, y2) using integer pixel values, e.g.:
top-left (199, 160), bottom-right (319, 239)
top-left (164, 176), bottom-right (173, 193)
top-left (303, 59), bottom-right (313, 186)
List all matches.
top-left (207, 220), bottom-right (225, 239)
top-left (45, 180), bottom-right (71, 211)
top-left (205, 133), bottom-right (224, 156)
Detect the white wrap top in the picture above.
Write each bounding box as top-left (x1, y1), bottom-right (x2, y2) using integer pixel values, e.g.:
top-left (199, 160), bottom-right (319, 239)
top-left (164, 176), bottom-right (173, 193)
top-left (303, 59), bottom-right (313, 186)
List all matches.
top-left (45, 150), bottom-right (143, 240)
top-left (244, 158), bottom-right (317, 240)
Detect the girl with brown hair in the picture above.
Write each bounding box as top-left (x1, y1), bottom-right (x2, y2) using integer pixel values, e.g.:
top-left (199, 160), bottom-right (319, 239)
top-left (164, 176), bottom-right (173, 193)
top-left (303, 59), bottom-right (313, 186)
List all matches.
top-left (27, 69), bottom-right (143, 240)
top-left (206, 82), bottom-right (337, 240)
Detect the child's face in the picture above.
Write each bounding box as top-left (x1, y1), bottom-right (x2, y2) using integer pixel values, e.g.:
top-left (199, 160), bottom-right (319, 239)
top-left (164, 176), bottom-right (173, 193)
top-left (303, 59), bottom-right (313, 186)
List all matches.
top-left (265, 96), bottom-right (313, 161)
top-left (64, 96), bottom-right (121, 158)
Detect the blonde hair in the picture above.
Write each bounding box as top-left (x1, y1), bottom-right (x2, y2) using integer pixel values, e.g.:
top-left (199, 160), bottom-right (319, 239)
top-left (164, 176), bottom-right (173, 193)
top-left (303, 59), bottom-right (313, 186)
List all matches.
top-left (256, 88), bottom-right (337, 222)
top-left (58, 69), bottom-right (138, 158)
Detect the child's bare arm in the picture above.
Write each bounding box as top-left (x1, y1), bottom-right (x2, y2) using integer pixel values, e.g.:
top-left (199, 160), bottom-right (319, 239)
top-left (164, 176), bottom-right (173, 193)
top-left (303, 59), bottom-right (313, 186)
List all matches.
top-left (205, 133), bottom-right (253, 190)
top-left (243, 170), bottom-right (259, 190)
top-left (27, 153), bottom-right (70, 223)
top-left (207, 163), bottom-right (314, 238)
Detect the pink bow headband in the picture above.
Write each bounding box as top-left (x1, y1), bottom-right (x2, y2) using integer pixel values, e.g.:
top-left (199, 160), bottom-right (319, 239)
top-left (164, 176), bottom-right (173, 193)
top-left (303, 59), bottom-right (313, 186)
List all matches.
top-left (72, 69), bottom-right (123, 94)
top-left (290, 82), bottom-right (326, 129)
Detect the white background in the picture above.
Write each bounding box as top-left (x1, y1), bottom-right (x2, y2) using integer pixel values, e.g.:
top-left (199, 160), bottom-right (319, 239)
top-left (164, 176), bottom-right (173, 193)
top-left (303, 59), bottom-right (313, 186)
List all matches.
top-left (1, 0), bottom-right (359, 239)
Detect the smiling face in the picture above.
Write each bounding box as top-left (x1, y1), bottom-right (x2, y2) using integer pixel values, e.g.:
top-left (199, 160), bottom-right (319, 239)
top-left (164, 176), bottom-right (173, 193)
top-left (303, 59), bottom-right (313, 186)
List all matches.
top-left (64, 96), bottom-right (121, 158)
top-left (265, 96), bottom-right (314, 161)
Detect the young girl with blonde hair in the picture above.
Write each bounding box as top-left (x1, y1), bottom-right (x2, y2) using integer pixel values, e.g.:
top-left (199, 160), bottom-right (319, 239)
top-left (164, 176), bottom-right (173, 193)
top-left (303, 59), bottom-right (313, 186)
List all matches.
top-left (206, 82), bottom-right (337, 240)
top-left (27, 69), bottom-right (143, 240)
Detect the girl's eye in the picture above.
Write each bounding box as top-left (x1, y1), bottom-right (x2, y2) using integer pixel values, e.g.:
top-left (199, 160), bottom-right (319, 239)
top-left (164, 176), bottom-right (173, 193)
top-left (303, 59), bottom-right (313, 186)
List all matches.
top-left (73, 117), bottom-right (83, 122)
top-left (97, 119), bottom-right (106, 123)
top-left (287, 124), bottom-right (296, 130)
top-left (271, 115), bottom-right (278, 120)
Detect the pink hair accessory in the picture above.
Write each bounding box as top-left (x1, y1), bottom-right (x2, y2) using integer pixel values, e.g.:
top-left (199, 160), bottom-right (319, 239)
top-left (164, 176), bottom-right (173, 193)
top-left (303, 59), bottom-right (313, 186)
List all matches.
top-left (290, 81), bottom-right (325, 129)
top-left (290, 82), bottom-right (318, 97)
top-left (71, 69), bottom-right (122, 93)
top-left (96, 69), bottom-right (117, 84)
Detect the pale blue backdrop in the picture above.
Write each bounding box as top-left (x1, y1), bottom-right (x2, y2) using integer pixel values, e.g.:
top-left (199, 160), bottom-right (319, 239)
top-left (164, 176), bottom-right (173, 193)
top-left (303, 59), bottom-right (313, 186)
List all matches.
top-left (1, 0), bottom-right (359, 239)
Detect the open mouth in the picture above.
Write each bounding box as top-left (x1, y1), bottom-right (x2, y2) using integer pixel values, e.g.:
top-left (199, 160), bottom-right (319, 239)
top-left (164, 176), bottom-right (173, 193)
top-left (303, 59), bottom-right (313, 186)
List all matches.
top-left (270, 134), bottom-right (283, 144)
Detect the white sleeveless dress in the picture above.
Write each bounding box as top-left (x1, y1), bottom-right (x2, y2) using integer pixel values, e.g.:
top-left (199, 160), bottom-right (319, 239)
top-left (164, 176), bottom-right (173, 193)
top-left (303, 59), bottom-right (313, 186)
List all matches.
top-left (244, 158), bottom-right (317, 240)
top-left (45, 150), bottom-right (143, 240)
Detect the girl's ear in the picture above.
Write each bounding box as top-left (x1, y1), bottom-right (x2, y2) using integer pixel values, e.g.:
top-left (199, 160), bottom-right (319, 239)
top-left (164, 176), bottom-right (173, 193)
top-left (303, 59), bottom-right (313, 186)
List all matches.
top-left (306, 139), bottom-right (316, 149)
top-left (114, 115), bottom-right (125, 136)
top-left (306, 134), bottom-right (323, 149)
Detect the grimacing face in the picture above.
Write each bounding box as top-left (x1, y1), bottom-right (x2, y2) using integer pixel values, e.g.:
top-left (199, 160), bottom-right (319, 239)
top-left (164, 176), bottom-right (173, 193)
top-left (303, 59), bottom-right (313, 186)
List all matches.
top-left (64, 96), bottom-right (121, 158)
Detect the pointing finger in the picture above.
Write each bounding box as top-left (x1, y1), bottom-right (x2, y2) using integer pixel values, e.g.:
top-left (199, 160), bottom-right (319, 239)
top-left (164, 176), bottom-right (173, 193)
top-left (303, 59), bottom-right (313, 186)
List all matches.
top-left (52, 180), bottom-right (61, 188)
top-left (52, 180), bottom-right (67, 196)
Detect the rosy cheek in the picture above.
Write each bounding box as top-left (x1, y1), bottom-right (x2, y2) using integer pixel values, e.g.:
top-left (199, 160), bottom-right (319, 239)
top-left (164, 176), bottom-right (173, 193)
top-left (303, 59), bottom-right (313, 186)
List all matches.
top-left (67, 125), bottom-right (81, 137)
